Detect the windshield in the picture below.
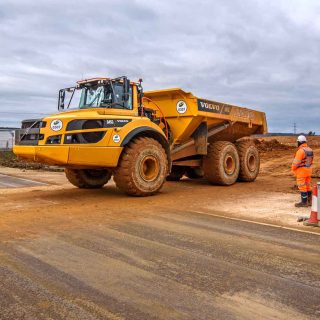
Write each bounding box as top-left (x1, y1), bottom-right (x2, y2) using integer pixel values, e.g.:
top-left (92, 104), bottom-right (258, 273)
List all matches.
top-left (80, 86), bottom-right (104, 108)
top-left (60, 82), bottom-right (133, 110)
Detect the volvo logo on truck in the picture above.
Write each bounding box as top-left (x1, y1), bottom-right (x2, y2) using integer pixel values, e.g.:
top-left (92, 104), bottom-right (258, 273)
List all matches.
top-left (197, 99), bottom-right (232, 115)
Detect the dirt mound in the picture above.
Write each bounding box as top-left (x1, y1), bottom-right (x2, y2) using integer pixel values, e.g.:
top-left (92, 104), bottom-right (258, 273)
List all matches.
top-left (254, 139), bottom-right (294, 152)
top-left (0, 151), bottom-right (41, 169)
top-left (312, 168), bottom-right (320, 178)
top-left (0, 151), bottom-right (62, 171)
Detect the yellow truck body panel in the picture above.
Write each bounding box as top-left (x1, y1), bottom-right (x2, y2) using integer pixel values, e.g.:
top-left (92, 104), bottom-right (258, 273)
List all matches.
top-left (14, 109), bottom-right (166, 168)
top-left (144, 88), bottom-right (267, 144)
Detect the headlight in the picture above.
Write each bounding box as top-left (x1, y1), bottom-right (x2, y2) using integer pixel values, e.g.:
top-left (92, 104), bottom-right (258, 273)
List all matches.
top-left (46, 135), bottom-right (61, 144)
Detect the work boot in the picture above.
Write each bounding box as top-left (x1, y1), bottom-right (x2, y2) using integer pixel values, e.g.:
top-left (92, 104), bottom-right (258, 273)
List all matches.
top-left (297, 216), bottom-right (309, 222)
top-left (295, 192), bottom-right (308, 207)
top-left (307, 191), bottom-right (312, 207)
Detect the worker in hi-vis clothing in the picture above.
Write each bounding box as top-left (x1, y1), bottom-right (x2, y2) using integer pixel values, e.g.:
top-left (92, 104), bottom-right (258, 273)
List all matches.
top-left (292, 135), bottom-right (314, 207)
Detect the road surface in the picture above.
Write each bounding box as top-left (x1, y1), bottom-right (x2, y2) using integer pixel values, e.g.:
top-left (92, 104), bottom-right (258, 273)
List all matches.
top-left (0, 173), bottom-right (46, 188)
top-left (1, 210), bottom-right (319, 320)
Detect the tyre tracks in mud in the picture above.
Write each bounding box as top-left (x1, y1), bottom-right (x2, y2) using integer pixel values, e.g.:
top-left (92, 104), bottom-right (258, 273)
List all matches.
top-left (1, 210), bottom-right (320, 320)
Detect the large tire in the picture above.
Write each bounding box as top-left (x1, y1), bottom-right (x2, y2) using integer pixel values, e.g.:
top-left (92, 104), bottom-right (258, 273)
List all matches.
top-left (203, 141), bottom-right (240, 185)
top-left (185, 167), bottom-right (204, 179)
top-left (114, 137), bottom-right (168, 196)
top-left (166, 166), bottom-right (185, 181)
top-left (65, 168), bottom-right (112, 188)
top-left (236, 141), bottom-right (260, 182)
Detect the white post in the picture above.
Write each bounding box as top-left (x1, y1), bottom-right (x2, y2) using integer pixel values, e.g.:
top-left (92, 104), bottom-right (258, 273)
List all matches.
top-left (10, 131), bottom-right (14, 149)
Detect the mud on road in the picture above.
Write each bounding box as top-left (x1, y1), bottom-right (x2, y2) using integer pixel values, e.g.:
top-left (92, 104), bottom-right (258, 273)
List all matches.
top-left (0, 146), bottom-right (320, 319)
top-left (1, 208), bottom-right (320, 320)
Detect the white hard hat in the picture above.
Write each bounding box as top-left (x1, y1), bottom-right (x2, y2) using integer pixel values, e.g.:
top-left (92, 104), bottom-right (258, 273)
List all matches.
top-left (297, 135), bottom-right (307, 143)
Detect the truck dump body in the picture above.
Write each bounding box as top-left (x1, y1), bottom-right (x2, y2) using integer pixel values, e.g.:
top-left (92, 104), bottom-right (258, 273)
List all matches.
top-left (144, 88), bottom-right (267, 144)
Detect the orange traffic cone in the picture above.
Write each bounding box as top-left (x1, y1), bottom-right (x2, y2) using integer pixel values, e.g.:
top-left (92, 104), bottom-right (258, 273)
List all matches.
top-left (304, 184), bottom-right (320, 227)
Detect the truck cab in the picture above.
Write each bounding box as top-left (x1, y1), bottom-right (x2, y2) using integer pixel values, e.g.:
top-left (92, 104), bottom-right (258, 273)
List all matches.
top-left (14, 76), bottom-right (168, 167)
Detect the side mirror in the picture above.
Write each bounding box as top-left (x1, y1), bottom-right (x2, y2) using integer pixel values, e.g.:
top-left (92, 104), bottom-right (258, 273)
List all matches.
top-left (123, 78), bottom-right (130, 101)
top-left (58, 89), bottom-right (65, 110)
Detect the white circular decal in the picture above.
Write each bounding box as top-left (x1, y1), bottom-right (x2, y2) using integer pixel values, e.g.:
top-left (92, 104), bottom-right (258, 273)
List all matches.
top-left (50, 119), bottom-right (63, 131)
top-left (113, 134), bottom-right (121, 143)
top-left (176, 100), bottom-right (187, 114)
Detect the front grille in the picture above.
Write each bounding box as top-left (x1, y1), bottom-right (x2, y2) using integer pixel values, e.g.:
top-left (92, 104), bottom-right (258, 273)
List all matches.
top-left (15, 129), bottom-right (44, 146)
top-left (15, 118), bottom-right (45, 146)
top-left (21, 119), bottom-right (46, 129)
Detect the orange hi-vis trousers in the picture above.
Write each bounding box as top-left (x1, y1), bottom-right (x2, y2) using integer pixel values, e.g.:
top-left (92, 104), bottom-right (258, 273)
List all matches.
top-left (296, 175), bottom-right (312, 192)
top-left (292, 143), bottom-right (313, 193)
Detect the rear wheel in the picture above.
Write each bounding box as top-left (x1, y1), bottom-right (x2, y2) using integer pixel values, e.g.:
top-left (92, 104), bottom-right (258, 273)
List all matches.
top-left (185, 167), bottom-right (204, 179)
top-left (236, 141), bottom-right (260, 182)
top-left (166, 166), bottom-right (185, 181)
top-left (203, 141), bottom-right (240, 185)
top-left (65, 168), bottom-right (112, 188)
top-left (114, 137), bottom-right (168, 196)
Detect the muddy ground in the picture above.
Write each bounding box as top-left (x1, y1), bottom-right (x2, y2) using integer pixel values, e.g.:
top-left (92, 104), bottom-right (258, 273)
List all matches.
top-left (1, 143), bottom-right (320, 236)
top-left (0, 143), bottom-right (320, 319)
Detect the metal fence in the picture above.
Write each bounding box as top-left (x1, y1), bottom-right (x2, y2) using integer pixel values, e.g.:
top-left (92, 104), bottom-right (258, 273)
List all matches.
top-left (0, 139), bottom-right (13, 150)
top-left (0, 132), bottom-right (14, 150)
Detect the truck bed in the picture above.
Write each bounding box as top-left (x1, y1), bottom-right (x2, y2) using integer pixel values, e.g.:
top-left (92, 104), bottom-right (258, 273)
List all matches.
top-left (144, 88), bottom-right (267, 144)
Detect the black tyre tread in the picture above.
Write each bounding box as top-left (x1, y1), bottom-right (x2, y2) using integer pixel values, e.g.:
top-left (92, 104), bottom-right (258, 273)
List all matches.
top-left (65, 169), bottom-right (112, 189)
top-left (236, 140), bottom-right (260, 182)
top-left (114, 137), bottom-right (168, 196)
top-left (65, 169), bottom-right (85, 188)
top-left (204, 141), bottom-right (229, 185)
top-left (203, 141), bottom-right (239, 185)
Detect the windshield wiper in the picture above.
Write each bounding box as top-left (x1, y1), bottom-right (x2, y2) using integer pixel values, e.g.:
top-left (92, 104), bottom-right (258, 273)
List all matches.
top-left (67, 89), bottom-right (75, 109)
top-left (84, 89), bottom-right (103, 108)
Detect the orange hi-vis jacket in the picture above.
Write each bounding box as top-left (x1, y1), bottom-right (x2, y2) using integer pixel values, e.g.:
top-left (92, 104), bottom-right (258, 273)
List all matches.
top-left (291, 143), bottom-right (313, 178)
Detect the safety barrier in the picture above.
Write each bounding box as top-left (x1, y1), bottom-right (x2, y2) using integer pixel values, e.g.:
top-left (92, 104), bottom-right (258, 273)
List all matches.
top-left (303, 182), bottom-right (320, 227)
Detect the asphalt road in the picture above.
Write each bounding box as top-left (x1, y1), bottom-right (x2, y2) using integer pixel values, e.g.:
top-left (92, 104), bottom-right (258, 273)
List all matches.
top-left (1, 210), bottom-right (320, 320)
top-left (0, 173), bottom-right (46, 188)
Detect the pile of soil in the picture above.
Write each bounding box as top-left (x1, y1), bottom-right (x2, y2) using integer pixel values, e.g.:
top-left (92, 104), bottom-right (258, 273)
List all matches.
top-left (312, 168), bottom-right (320, 178)
top-left (254, 139), bottom-right (294, 152)
top-left (0, 151), bottom-right (61, 171)
top-left (0, 150), bottom-right (43, 169)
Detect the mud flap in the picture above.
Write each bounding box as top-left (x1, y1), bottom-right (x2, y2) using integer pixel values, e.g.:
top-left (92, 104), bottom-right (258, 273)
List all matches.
top-left (192, 122), bottom-right (208, 155)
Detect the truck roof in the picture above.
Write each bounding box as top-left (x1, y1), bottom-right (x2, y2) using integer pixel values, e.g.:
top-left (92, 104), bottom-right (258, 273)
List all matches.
top-left (77, 77), bottom-right (137, 86)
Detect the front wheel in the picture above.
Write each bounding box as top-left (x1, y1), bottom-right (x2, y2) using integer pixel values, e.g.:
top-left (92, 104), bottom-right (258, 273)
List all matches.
top-left (65, 168), bottom-right (112, 188)
top-left (114, 137), bottom-right (168, 196)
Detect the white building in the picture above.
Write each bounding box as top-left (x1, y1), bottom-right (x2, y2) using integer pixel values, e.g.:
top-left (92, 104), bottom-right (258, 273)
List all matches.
top-left (0, 128), bottom-right (16, 150)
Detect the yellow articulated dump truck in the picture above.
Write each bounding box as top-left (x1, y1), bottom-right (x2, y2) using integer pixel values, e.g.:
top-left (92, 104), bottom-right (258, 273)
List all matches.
top-left (14, 76), bottom-right (267, 196)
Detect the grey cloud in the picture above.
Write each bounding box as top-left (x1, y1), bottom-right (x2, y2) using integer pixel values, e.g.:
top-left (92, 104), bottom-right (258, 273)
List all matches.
top-left (0, 0), bottom-right (319, 133)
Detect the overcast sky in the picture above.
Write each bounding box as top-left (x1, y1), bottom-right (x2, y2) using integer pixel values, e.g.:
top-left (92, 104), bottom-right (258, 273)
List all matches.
top-left (0, 0), bottom-right (319, 133)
